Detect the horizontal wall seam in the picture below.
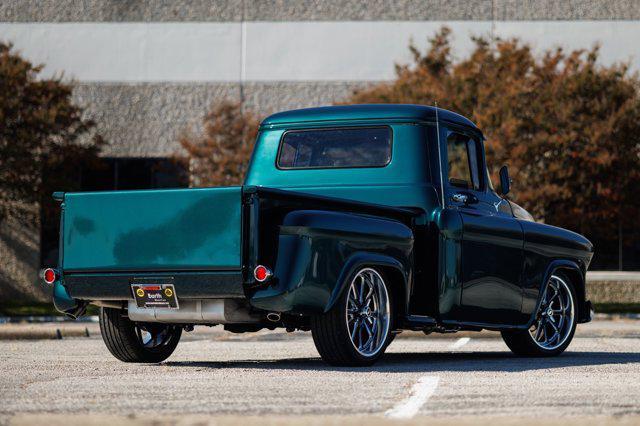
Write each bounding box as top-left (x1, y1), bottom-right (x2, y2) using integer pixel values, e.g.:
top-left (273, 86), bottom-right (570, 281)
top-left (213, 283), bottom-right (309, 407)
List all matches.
top-left (2, 0), bottom-right (640, 22)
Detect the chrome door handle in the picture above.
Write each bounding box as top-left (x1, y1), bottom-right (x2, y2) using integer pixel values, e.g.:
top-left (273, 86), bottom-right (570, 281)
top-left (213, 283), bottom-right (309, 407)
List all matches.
top-left (451, 193), bottom-right (469, 204)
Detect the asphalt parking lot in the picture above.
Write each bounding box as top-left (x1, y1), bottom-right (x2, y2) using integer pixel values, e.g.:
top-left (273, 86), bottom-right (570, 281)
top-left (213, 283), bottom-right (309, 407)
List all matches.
top-left (1, 319), bottom-right (639, 425)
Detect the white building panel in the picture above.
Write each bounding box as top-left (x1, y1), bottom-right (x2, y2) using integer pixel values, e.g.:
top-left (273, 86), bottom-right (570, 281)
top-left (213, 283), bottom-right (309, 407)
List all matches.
top-left (0, 23), bottom-right (242, 82)
top-left (0, 21), bottom-right (638, 82)
top-left (494, 20), bottom-right (639, 69)
top-left (243, 21), bottom-right (491, 81)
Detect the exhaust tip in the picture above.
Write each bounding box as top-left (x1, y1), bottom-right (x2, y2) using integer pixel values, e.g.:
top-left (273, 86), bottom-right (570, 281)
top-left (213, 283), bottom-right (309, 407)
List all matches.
top-left (266, 312), bottom-right (281, 322)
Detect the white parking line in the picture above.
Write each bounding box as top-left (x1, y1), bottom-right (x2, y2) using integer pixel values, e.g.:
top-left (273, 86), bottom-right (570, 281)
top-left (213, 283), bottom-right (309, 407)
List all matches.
top-left (384, 375), bottom-right (440, 420)
top-left (450, 337), bottom-right (471, 349)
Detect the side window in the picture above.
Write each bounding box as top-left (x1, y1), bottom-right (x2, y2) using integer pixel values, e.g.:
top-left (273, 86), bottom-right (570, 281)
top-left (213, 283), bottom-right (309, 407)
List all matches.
top-left (446, 131), bottom-right (482, 190)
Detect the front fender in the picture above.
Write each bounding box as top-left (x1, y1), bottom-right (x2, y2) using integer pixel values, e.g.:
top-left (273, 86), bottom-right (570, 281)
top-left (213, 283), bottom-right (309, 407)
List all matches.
top-left (520, 219), bottom-right (593, 325)
top-left (525, 259), bottom-right (590, 327)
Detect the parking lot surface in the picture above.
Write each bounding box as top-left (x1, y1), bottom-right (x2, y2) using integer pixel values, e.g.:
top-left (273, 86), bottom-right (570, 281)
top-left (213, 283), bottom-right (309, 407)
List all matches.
top-left (1, 319), bottom-right (639, 425)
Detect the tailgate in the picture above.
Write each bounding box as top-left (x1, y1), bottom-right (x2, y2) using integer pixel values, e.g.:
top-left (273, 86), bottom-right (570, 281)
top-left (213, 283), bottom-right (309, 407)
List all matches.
top-left (61, 187), bottom-right (242, 272)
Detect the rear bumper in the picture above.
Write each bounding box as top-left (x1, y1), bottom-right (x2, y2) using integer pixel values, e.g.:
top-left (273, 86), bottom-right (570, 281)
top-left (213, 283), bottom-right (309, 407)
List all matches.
top-left (60, 270), bottom-right (245, 301)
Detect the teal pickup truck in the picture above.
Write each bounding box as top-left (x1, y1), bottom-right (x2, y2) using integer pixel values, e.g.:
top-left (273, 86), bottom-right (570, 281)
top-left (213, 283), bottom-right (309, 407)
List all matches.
top-left (44, 105), bottom-right (593, 366)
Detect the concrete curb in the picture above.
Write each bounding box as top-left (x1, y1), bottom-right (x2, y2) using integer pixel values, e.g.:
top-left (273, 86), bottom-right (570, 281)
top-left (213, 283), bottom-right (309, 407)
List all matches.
top-left (595, 313), bottom-right (640, 320)
top-left (586, 271), bottom-right (640, 305)
top-left (0, 315), bottom-right (98, 324)
top-left (587, 271), bottom-right (640, 281)
top-left (0, 323), bottom-right (95, 340)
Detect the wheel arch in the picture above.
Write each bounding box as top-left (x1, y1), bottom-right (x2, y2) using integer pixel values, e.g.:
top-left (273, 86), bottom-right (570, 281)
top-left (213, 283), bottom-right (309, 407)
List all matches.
top-left (528, 260), bottom-right (588, 327)
top-left (554, 266), bottom-right (588, 323)
top-left (325, 252), bottom-right (410, 319)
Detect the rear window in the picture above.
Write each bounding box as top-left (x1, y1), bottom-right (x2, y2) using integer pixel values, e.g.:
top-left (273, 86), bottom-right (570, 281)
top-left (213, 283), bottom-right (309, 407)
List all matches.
top-left (277, 127), bottom-right (392, 169)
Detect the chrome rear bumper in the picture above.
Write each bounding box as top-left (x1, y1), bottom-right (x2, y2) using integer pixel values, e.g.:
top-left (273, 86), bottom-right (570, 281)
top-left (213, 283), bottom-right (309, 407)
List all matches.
top-left (127, 299), bottom-right (261, 324)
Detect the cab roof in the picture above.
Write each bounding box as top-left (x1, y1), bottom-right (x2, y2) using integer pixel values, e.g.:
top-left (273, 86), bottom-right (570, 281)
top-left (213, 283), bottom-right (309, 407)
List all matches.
top-left (261, 104), bottom-right (478, 129)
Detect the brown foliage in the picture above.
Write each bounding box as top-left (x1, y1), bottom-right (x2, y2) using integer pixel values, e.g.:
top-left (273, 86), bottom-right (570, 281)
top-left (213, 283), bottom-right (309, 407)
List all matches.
top-left (350, 27), bottom-right (640, 238)
top-left (0, 42), bottom-right (104, 226)
top-left (179, 101), bottom-right (260, 187)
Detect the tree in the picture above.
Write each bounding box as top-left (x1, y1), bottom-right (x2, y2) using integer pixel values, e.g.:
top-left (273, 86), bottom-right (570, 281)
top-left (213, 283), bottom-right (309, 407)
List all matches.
top-left (0, 42), bottom-right (104, 225)
top-left (179, 101), bottom-right (260, 187)
top-left (350, 27), bottom-right (640, 268)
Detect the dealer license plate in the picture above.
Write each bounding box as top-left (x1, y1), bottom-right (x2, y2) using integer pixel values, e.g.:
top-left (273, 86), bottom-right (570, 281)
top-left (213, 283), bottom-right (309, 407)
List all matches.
top-left (131, 284), bottom-right (179, 309)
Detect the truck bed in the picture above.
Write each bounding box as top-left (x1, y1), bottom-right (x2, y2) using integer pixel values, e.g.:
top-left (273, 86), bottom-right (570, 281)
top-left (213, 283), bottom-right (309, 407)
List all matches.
top-left (57, 185), bottom-right (422, 304)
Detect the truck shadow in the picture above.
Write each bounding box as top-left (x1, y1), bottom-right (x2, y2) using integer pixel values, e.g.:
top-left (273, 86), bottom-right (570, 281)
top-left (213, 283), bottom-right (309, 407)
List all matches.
top-left (165, 351), bottom-right (640, 373)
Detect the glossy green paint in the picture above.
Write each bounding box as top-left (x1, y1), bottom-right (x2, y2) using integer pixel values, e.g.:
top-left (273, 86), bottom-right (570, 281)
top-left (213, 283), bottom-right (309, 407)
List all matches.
top-left (434, 208), bottom-right (463, 320)
top-left (249, 105), bottom-right (593, 328)
top-left (519, 220), bottom-right (593, 323)
top-left (52, 278), bottom-right (76, 313)
top-left (247, 209), bottom-right (414, 315)
top-left (246, 121), bottom-right (439, 223)
top-left (62, 187), bottom-right (242, 271)
top-left (260, 104), bottom-right (476, 129)
top-left (244, 106), bottom-right (447, 320)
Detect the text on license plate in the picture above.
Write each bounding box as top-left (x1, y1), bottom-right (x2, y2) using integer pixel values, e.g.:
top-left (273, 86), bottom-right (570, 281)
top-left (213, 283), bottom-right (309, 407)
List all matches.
top-left (131, 284), bottom-right (179, 309)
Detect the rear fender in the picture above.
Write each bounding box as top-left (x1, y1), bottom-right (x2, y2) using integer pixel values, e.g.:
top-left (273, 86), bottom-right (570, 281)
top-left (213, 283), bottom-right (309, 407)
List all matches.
top-left (247, 209), bottom-right (414, 315)
top-left (53, 279), bottom-right (87, 319)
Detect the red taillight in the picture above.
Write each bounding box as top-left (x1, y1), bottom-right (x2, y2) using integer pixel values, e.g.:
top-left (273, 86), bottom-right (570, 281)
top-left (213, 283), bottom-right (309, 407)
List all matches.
top-left (42, 268), bottom-right (56, 284)
top-left (253, 265), bottom-right (272, 282)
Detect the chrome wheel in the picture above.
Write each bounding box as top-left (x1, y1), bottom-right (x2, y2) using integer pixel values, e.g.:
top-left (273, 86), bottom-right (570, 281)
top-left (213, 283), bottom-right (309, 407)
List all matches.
top-left (529, 275), bottom-right (575, 350)
top-left (135, 324), bottom-right (179, 351)
top-left (345, 268), bottom-right (391, 357)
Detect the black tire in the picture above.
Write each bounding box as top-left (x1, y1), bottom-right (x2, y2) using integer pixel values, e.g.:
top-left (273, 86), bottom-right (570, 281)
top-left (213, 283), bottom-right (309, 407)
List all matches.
top-left (99, 307), bottom-right (182, 363)
top-left (311, 267), bottom-right (394, 367)
top-left (502, 273), bottom-right (577, 357)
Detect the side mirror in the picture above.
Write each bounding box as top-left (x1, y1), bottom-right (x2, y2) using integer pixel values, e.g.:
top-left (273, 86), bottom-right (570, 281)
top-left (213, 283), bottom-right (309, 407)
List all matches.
top-left (499, 165), bottom-right (511, 196)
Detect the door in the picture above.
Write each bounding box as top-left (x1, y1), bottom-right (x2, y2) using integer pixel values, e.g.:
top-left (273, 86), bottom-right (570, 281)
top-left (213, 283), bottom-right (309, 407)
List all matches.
top-left (443, 128), bottom-right (525, 325)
